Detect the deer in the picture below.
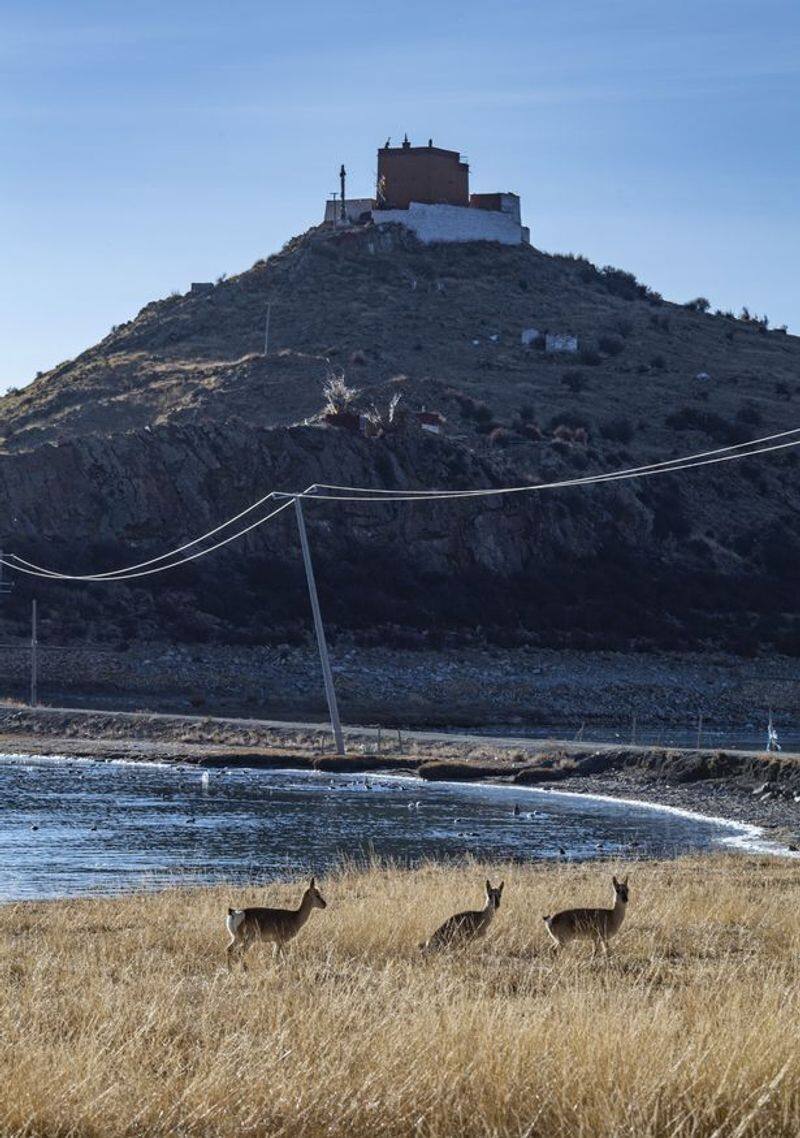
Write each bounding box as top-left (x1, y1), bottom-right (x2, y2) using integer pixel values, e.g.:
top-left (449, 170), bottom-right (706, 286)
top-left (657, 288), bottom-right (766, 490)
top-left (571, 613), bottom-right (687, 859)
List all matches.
top-left (420, 880), bottom-right (504, 951)
top-left (226, 877), bottom-right (327, 967)
top-left (543, 874), bottom-right (629, 957)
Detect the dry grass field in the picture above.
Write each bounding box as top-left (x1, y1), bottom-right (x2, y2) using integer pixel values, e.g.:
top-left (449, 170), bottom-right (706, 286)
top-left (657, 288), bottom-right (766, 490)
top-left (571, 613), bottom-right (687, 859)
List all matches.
top-left (1, 855), bottom-right (799, 1137)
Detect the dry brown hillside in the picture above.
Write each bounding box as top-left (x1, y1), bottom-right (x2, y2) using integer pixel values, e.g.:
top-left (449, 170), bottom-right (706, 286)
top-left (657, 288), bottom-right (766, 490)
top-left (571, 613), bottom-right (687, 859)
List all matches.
top-left (0, 222), bottom-right (798, 655)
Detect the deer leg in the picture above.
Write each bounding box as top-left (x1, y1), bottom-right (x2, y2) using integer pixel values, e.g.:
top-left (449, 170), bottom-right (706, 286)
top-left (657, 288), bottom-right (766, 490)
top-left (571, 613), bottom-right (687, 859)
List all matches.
top-left (226, 935), bottom-right (245, 970)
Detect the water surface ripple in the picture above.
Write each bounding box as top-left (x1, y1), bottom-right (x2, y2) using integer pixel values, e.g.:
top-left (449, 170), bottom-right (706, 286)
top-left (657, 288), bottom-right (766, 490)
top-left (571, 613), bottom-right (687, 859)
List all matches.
top-left (0, 754), bottom-right (747, 901)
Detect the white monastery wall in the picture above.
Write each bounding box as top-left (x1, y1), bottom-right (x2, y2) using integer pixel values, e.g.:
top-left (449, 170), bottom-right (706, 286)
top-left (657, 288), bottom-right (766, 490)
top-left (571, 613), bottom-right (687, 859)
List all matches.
top-left (372, 202), bottom-right (527, 245)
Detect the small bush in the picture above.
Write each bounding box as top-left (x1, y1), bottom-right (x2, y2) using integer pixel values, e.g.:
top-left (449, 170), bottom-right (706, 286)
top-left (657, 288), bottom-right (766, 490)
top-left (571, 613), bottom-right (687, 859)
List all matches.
top-left (488, 426), bottom-right (514, 447)
top-left (735, 402), bottom-right (762, 427)
top-left (684, 297), bottom-right (711, 313)
top-left (614, 317), bottom-right (634, 338)
top-left (600, 416), bottom-right (634, 444)
top-left (552, 425), bottom-right (589, 446)
top-left (578, 348), bottom-right (603, 367)
top-left (548, 410), bottom-right (591, 433)
top-left (598, 334), bottom-right (625, 357)
top-left (665, 406), bottom-right (749, 445)
top-left (650, 354), bottom-right (667, 370)
top-left (560, 370), bottom-right (587, 393)
top-left (349, 349), bottom-right (367, 367)
top-left (322, 369), bottom-right (359, 414)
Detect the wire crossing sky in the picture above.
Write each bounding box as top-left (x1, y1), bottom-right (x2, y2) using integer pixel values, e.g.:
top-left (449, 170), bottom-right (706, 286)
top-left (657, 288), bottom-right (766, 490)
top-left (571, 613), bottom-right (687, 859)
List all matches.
top-left (1, 0), bottom-right (799, 391)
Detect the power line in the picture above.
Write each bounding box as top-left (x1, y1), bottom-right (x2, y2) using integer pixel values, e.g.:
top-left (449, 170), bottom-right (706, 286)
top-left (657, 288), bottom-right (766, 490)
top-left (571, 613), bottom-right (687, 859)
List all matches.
top-left (10, 487), bottom-right (284, 580)
top-left (290, 434), bottom-right (800, 503)
top-left (306, 424), bottom-right (800, 499)
top-left (2, 427), bottom-right (799, 583)
top-left (1, 498), bottom-right (296, 582)
top-left (10, 425), bottom-right (797, 580)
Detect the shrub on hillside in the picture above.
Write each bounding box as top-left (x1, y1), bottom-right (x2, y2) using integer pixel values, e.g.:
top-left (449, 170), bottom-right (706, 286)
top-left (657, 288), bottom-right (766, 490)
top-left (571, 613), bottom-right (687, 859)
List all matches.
top-left (735, 402), bottom-right (763, 427)
top-left (578, 348), bottom-right (603, 367)
top-left (560, 370), bottom-right (587, 393)
top-left (552, 425), bottom-right (589, 446)
top-left (598, 334), bottom-right (625, 357)
top-left (516, 422), bottom-right (543, 441)
top-left (665, 406), bottom-right (750, 445)
top-left (488, 426), bottom-right (514, 447)
top-left (547, 411), bottom-right (591, 432)
top-left (684, 297), bottom-right (711, 312)
top-left (614, 317), bottom-right (634, 338)
top-left (600, 416), bottom-right (634, 444)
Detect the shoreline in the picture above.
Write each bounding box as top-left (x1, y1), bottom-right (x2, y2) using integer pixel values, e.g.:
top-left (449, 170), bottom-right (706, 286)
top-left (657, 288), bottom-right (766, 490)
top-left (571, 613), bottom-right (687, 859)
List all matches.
top-left (2, 702), bottom-right (800, 855)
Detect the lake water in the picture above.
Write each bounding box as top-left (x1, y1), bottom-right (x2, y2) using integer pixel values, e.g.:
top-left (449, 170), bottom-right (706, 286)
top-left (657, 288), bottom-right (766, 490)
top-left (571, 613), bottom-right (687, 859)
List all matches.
top-left (0, 754), bottom-right (755, 902)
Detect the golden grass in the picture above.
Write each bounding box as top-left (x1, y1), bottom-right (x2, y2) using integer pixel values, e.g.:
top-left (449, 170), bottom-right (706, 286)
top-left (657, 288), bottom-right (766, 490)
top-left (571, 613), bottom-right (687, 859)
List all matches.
top-left (2, 855), bottom-right (800, 1137)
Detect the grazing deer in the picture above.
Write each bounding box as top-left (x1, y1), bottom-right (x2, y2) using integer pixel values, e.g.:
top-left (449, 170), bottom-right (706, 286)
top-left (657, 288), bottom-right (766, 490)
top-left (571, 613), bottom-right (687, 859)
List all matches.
top-left (543, 875), bottom-right (629, 957)
top-left (226, 877), bottom-right (327, 966)
top-left (421, 880), bottom-right (504, 951)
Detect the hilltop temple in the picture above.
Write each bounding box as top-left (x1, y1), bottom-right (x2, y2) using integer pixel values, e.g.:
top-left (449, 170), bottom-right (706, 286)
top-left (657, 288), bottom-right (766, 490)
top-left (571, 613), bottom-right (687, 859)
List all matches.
top-left (323, 135), bottom-right (529, 245)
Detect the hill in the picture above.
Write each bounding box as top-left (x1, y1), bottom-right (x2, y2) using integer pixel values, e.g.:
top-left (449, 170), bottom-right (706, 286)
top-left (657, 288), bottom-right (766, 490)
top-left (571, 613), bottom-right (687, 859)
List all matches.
top-left (0, 222), bottom-right (798, 655)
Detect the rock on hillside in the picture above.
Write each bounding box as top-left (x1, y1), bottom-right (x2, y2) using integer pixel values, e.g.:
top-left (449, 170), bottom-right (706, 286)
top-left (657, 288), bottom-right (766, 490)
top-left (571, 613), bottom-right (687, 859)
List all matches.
top-left (0, 223), bottom-right (798, 655)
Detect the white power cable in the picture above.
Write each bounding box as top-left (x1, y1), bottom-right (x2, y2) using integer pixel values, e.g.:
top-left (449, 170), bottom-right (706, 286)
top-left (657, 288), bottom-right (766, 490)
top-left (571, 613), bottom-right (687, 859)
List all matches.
top-left (7, 484), bottom-right (319, 581)
top-left (2, 428), bottom-right (798, 583)
top-left (308, 424), bottom-right (800, 500)
top-left (284, 434), bottom-right (800, 503)
top-left (0, 498), bottom-right (296, 582)
top-left (9, 488), bottom-right (277, 578)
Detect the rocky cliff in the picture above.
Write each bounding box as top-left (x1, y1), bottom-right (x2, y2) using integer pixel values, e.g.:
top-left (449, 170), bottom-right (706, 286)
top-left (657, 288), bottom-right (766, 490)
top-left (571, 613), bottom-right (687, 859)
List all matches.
top-left (1, 223), bottom-right (798, 655)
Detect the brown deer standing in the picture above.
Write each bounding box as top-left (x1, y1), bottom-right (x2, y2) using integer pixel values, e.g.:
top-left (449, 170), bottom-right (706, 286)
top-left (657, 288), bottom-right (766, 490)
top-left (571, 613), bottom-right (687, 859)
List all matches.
top-left (226, 877), bottom-right (327, 967)
top-left (421, 880), bottom-right (504, 951)
top-left (543, 875), bottom-right (629, 957)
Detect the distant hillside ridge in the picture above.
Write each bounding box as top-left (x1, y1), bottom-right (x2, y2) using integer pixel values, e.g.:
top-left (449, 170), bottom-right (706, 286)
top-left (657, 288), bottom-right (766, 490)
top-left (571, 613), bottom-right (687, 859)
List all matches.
top-left (0, 222), bottom-right (798, 655)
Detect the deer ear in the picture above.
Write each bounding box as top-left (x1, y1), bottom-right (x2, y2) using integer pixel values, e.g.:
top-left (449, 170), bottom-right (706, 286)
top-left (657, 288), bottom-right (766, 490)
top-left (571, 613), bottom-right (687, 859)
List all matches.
top-left (612, 875), bottom-right (619, 887)
top-left (309, 877), bottom-right (316, 888)
top-left (622, 876), bottom-right (629, 886)
top-left (499, 881), bottom-right (504, 893)
top-left (485, 879), bottom-right (491, 893)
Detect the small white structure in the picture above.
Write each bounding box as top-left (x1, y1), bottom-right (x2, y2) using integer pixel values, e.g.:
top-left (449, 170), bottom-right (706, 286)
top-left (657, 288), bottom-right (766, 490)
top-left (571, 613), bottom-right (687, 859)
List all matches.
top-left (521, 328), bottom-right (541, 346)
top-left (694, 371), bottom-right (711, 382)
top-left (545, 333), bottom-right (579, 353)
top-left (372, 201), bottom-right (528, 245)
top-left (323, 198), bottom-right (375, 224)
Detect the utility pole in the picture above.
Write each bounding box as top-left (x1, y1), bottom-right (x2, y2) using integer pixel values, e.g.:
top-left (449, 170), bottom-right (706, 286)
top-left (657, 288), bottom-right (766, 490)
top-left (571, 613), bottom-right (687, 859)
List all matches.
top-left (0, 549), bottom-right (13, 599)
top-left (30, 599), bottom-right (37, 708)
top-left (339, 164), bottom-right (347, 222)
top-left (294, 497), bottom-right (345, 755)
top-left (264, 302), bottom-right (272, 356)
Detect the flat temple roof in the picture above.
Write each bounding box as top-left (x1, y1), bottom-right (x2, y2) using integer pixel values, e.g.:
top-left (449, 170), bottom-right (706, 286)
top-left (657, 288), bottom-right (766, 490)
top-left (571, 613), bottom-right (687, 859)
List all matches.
top-left (378, 145), bottom-right (467, 164)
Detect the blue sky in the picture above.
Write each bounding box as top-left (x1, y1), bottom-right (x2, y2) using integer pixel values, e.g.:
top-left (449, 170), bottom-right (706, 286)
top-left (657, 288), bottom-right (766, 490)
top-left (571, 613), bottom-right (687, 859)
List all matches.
top-left (2, 0), bottom-right (798, 390)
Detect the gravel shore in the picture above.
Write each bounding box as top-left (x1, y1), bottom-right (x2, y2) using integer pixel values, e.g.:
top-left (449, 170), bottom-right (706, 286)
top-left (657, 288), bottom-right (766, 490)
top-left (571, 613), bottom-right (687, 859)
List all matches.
top-left (0, 642), bottom-right (797, 729)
